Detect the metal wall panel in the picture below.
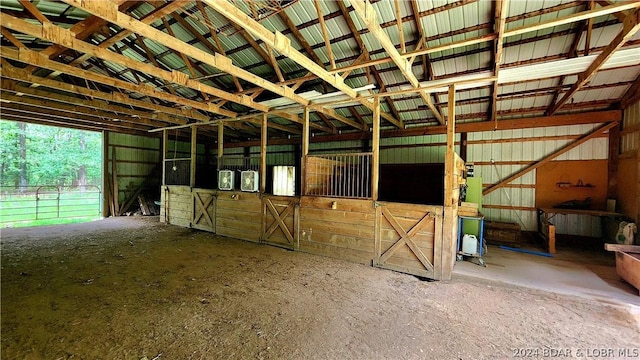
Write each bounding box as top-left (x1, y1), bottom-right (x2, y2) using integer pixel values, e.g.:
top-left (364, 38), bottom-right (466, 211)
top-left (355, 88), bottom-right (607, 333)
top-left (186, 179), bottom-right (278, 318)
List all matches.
top-left (622, 100), bottom-right (640, 153)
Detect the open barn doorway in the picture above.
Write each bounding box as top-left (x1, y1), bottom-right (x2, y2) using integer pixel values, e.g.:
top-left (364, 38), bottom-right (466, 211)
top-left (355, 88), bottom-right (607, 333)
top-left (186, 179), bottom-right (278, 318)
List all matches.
top-left (0, 120), bottom-right (103, 228)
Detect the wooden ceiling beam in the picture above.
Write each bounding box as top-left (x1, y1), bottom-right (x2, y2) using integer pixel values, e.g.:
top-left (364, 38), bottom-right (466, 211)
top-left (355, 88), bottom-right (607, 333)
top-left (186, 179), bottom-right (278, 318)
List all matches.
top-left (32, 1), bottom-right (175, 78)
top-left (334, 0), bottom-right (402, 129)
top-left (1, 92), bottom-right (168, 128)
top-left (204, 0), bottom-right (357, 98)
top-left (620, 73), bottom-right (640, 109)
top-left (0, 47), bottom-right (231, 117)
top-left (350, 0), bottom-right (444, 125)
top-left (0, 15), bottom-right (261, 115)
top-left (58, 0), bottom-right (326, 117)
top-left (505, 1), bottom-right (640, 37)
top-left (548, 9), bottom-right (640, 115)
top-left (160, 18), bottom-right (208, 100)
top-left (0, 100), bottom-right (153, 132)
top-left (277, 10), bottom-right (324, 67)
top-left (0, 62), bottom-right (208, 122)
top-left (219, 110), bottom-right (622, 148)
top-left (314, 0), bottom-right (335, 70)
top-left (1, 79), bottom-right (187, 126)
top-left (18, 0), bottom-right (50, 24)
top-left (1, 108), bottom-right (148, 135)
top-left (190, 2), bottom-right (243, 93)
top-left (489, 0), bottom-right (508, 124)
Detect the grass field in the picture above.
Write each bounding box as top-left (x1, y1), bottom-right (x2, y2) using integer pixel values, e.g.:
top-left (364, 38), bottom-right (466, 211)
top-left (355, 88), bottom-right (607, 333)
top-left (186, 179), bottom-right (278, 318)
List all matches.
top-left (0, 191), bottom-right (102, 228)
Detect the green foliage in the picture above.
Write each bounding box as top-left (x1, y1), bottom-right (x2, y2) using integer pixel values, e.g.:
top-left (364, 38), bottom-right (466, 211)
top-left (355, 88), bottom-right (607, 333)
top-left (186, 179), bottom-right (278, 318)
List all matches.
top-left (0, 120), bottom-right (102, 188)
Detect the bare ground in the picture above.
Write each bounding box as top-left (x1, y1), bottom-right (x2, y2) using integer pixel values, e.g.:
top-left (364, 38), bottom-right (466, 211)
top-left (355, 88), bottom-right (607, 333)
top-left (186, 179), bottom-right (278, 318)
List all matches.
top-left (1, 216), bottom-right (639, 360)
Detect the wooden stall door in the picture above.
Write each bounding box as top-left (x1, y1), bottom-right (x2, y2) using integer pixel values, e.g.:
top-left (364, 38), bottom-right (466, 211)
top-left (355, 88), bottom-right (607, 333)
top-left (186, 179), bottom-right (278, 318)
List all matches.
top-left (262, 195), bottom-right (299, 250)
top-left (374, 202), bottom-right (442, 279)
top-left (192, 189), bottom-right (216, 232)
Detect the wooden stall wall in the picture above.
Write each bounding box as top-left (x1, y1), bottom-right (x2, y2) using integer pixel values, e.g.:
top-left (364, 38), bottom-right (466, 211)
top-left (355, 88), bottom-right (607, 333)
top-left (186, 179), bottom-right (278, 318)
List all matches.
top-left (618, 101), bottom-right (640, 223)
top-left (262, 195), bottom-right (299, 250)
top-left (160, 185), bottom-right (191, 228)
top-left (375, 202), bottom-right (443, 279)
top-left (192, 188), bottom-right (216, 232)
top-left (298, 197), bottom-right (376, 265)
top-left (216, 191), bottom-right (262, 242)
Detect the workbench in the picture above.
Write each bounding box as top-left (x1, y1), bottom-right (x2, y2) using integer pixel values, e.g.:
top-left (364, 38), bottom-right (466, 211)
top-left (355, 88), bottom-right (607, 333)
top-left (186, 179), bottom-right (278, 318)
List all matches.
top-left (537, 208), bottom-right (624, 254)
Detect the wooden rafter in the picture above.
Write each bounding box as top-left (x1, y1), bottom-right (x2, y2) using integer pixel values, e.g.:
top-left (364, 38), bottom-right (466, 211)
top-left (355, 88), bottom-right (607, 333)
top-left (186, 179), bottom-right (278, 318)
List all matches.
top-left (350, 0), bottom-right (444, 125)
top-left (57, 0), bottom-right (357, 132)
top-left (334, 0), bottom-right (403, 129)
top-left (548, 9), bottom-right (640, 115)
top-left (204, 0), bottom-right (357, 98)
top-left (0, 47), bottom-right (232, 117)
top-left (33, 1), bottom-right (182, 78)
top-left (1, 100), bottom-right (153, 131)
top-left (394, 0), bottom-right (405, 53)
top-left (620, 73), bottom-right (640, 109)
top-left (545, 6), bottom-right (590, 116)
top-left (0, 15), bottom-right (265, 114)
top-left (1, 79), bottom-right (188, 126)
top-left (314, 0), bottom-right (335, 70)
top-left (489, 0), bottom-right (508, 124)
top-left (1, 92), bottom-right (169, 129)
top-left (160, 17), bottom-right (209, 100)
top-left (190, 2), bottom-right (243, 92)
top-left (0, 62), bottom-right (209, 122)
top-left (18, 0), bottom-right (50, 24)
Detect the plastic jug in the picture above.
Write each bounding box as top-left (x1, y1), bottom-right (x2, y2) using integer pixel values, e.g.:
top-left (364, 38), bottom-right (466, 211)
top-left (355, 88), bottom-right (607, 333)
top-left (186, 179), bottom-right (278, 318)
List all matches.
top-left (462, 234), bottom-right (478, 255)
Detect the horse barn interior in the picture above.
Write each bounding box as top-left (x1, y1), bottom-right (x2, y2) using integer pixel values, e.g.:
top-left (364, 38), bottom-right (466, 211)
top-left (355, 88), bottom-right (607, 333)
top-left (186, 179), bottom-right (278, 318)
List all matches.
top-left (1, 0), bottom-right (640, 358)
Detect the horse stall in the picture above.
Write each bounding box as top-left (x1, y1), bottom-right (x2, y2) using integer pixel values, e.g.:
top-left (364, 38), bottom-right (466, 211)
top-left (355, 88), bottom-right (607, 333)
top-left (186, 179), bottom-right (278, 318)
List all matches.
top-left (158, 97), bottom-right (464, 281)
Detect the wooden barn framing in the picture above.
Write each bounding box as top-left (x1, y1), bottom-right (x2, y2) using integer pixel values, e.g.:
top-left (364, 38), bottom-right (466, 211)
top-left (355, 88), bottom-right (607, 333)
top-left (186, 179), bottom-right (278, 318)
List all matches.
top-left (1, 0), bottom-right (640, 281)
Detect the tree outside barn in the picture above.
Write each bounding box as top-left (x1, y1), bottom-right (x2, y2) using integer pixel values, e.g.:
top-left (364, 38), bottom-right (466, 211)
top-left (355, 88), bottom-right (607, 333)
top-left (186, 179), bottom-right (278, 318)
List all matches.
top-left (0, 120), bottom-right (102, 227)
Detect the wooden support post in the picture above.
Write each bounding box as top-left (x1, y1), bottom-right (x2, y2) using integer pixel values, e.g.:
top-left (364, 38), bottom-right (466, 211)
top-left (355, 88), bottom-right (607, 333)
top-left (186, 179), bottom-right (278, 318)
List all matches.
top-left (372, 96), bottom-right (381, 201)
top-left (301, 107), bottom-right (310, 196)
top-left (111, 145), bottom-right (119, 215)
top-left (442, 84), bottom-right (457, 281)
top-left (217, 123), bottom-right (224, 170)
top-left (102, 130), bottom-right (109, 217)
top-left (607, 122), bottom-right (620, 199)
top-left (460, 132), bottom-right (468, 162)
top-left (260, 113), bottom-right (267, 193)
top-left (162, 129), bottom-right (168, 186)
top-left (190, 126), bottom-right (197, 187)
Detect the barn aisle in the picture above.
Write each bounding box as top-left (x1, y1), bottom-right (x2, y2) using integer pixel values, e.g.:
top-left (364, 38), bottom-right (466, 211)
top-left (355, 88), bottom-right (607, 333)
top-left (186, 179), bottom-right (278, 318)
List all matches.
top-left (2, 217), bottom-right (639, 359)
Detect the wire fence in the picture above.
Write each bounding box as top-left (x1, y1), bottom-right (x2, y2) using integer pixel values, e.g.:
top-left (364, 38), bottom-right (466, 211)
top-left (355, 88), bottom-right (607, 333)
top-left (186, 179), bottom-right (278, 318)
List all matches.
top-left (0, 185), bottom-right (102, 228)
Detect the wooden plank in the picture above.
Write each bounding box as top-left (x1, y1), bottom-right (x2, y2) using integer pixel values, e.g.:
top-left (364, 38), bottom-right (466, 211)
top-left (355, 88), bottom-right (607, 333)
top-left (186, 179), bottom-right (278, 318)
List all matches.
top-left (216, 217), bottom-right (262, 233)
top-left (301, 196), bottom-right (374, 213)
top-left (372, 96), bottom-right (380, 201)
top-left (605, 244), bottom-right (640, 253)
top-left (1, 47), bottom-right (229, 118)
top-left (203, 0), bottom-right (357, 98)
top-left (349, 0), bottom-right (444, 124)
top-left (299, 219), bottom-right (375, 239)
top-left (298, 241), bottom-right (373, 265)
top-left (300, 207), bottom-right (375, 226)
top-left (216, 226), bottom-right (261, 243)
top-left (615, 251), bottom-right (640, 295)
top-left (440, 85), bottom-right (457, 281)
top-left (548, 9), bottom-right (640, 114)
top-left (190, 127), bottom-right (196, 187)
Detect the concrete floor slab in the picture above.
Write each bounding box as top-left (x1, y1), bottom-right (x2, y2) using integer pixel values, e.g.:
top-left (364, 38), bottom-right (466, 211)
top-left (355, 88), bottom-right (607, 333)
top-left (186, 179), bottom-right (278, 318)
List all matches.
top-left (454, 245), bottom-right (640, 308)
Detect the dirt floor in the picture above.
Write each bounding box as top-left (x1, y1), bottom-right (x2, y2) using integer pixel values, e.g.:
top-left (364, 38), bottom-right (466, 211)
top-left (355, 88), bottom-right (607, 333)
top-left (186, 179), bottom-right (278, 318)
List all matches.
top-left (2, 217), bottom-right (639, 360)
